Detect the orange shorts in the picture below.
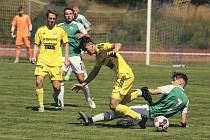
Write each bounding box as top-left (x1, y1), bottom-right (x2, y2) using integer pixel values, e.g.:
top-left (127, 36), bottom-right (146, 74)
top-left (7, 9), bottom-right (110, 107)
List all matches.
top-left (16, 36), bottom-right (30, 47)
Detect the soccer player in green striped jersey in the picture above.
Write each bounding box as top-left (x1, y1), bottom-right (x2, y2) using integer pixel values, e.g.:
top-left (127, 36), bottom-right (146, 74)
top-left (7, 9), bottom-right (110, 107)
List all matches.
top-left (55, 8), bottom-right (95, 109)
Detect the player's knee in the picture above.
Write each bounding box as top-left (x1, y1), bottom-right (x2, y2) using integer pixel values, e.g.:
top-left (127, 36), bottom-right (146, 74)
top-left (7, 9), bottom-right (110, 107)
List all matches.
top-left (36, 79), bottom-right (43, 88)
top-left (109, 103), bottom-right (117, 111)
top-left (104, 112), bottom-right (115, 121)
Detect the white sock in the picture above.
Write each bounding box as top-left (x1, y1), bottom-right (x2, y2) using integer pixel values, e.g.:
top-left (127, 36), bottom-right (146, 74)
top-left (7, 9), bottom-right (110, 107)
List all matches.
top-left (58, 82), bottom-right (64, 107)
top-left (92, 112), bottom-right (115, 122)
top-left (82, 85), bottom-right (91, 101)
top-left (66, 66), bottom-right (72, 76)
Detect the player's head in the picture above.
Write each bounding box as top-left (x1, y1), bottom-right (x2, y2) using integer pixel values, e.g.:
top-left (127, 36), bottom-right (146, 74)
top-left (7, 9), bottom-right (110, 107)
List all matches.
top-left (18, 5), bottom-right (24, 16)
top-left (171, 72), bottom-right (188, 88)
top-left (72, 5), bottom-right (80, 18)
top-left (46, 10), bottom-right (57, 28)
top-left (64, 7), bottom-right (74, 22)
top-left (81, 37), bottom-right (96, 55)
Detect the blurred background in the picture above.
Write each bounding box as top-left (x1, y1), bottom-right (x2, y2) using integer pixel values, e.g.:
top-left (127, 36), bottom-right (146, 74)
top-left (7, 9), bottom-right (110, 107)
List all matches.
top-left (1, 0), bottom-right (210, 65)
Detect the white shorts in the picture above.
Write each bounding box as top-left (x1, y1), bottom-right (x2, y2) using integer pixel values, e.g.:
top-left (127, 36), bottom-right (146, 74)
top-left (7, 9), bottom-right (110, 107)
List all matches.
top-left (61, 56), bottom-right (84, 74)
top-left (130, 104), bottom-right (150, 118)
top-left (130, 104), bottom-right (153, 126)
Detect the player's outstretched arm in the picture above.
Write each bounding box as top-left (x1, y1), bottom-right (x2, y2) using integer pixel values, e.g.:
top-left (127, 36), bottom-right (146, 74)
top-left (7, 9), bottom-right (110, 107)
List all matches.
top-left (107, 43), bottom-right (121, 56)
top-left (72, 66), bottom-right (101, 92)
top-left (149, 88), bottom-right (162, 95)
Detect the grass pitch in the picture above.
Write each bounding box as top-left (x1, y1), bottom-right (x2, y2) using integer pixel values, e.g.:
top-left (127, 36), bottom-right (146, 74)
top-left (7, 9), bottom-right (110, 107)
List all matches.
top-left (0, 61), bottom-right (210, 140)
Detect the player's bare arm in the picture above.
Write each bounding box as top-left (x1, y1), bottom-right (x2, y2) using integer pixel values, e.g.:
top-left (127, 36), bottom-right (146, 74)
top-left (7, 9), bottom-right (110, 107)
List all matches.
top-left (63, 42), bottom-right (70, 67)
top-left (75, 33), bottom-right (90, 40)
top-left (31, 44), bottom-right (39, 64)
top-left (149, 88), bottom-right (162, 95)
top-left (107, 43), bottom-right (121, 56)
top-left (72, 66), bottom-right (101, 92)
top-left (181, 112), bottom-right (188, 127)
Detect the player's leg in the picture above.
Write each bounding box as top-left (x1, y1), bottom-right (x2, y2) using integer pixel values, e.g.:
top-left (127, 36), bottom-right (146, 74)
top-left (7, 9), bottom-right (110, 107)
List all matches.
top-left (55, 59), bottom-right (70, 109)
top-left (75, 73), bottom-right (96, 108)
top-left (23, 36), bottom-right (32, 61)
top-left (70, 56), bottom-right (96, 108)
top-left (50, 66), bottom-right (63, 109)
top-left (116, 104), bottom-right (150, 128)
top-left (80, 55), bottom-right (88, 79)
top-left (64, 66), bottom-right (73, 81)
top-left (111, 74), bottom-right (147, 128)
top-left (34, 64), bottom-right (48, 112)
top-left (14, 37), bottom-right (23, 63)
top-left (78, 111), bottom-right (117, 125)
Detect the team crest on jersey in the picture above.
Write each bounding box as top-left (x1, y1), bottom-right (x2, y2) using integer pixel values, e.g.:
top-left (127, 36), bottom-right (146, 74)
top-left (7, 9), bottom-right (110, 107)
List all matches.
top-left (52, 31), bottom-right (57, 36)
top-left (70, 27), bottom-right (73, 30)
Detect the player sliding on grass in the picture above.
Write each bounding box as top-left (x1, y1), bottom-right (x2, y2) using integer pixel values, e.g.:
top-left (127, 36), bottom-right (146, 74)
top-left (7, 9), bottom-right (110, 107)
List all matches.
top-left (72, 37), bottom-right (152, 129)
top-left (78, 72), bottom-right (189, 128)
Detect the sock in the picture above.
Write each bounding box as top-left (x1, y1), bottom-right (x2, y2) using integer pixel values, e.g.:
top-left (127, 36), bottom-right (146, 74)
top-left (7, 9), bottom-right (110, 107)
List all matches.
top-left (82, 85), bottom-right (91, 101)
top-left (53, 87), bottom-right (61, 107)
top-left (36, 88), bottom-right (44, 107)
top-left (58, 82), bottom-right (64, 107)
top-left (115, 104), bottom-right (141, 120)
top-left (92, 112), bottom-right (115, 122)
top-left (66, 67), bottom-right (72, 76)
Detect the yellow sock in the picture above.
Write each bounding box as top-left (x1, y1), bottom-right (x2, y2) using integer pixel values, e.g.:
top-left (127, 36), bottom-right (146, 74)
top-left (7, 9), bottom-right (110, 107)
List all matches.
top-left (36, 88), bottom-right (44, 107)
top-left (115, 104), bottom-right (141, 120)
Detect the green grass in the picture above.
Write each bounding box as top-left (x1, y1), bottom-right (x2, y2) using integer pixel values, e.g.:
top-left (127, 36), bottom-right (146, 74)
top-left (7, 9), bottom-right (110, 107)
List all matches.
top-left (0, 60), bottom-right (210, 140)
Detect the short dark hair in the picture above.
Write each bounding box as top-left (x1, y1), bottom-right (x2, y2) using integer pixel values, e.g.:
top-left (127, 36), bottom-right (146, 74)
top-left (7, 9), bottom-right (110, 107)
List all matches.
top-left (172, 72), bottom-right (188, 85)
top-left (18, 5), bottom-right (23, 11)
top-left (80, 37), bottom-right (94, 50)
top-left (63, 7), bottom-right (74, 15)
top-left (46, 9), bottom-right (57, 18)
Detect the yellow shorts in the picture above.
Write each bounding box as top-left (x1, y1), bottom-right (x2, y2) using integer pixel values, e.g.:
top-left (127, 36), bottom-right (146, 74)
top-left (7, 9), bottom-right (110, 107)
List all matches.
top-left (111, 72), bottom-right (134, 101)
top-left (34, 63), bottom-right (62, 81)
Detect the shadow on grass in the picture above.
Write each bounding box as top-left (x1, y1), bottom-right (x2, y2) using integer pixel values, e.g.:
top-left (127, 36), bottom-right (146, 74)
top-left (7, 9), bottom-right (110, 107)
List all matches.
top-left (68, 121), bottom-right (182, 129)
top-left (68, 121), bottom-right (139, 129)
top-left (25, 106), bottom-right (61, 111)
top-left (45, 103), bottom-right (79, 107)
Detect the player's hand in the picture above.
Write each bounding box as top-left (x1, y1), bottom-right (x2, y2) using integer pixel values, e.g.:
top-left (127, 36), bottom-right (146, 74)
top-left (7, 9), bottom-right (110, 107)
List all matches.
top-left (107, 51), bottom-right (116, 56)
top-left (29, 31), bottom-right (32, 37)
top-left (64, 59), bottom-right (70, 67)
top-left (71, 83), bottom-right (84, 92)
top-left (30, 57), bottom-right (36, 64)
top-left (11, 33), bottom-right (16, 38)
top-left (75, 33), bottom-right (90, 39)
top-left (141, 87), bottom-right (153, 104)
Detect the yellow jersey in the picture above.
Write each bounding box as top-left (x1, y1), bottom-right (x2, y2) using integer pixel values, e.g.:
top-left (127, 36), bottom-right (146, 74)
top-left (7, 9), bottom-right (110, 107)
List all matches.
top-left (34, 25), bottom-right (68, 66)
top-left (95, 43), bottom-right (133, 77)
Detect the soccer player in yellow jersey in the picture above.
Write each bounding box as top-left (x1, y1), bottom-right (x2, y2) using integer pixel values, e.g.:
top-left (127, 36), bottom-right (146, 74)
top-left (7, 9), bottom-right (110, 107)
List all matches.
top-left (72, 37), bottom-right (150, 128)
top-left (31, 10), bottom-right (70, 112)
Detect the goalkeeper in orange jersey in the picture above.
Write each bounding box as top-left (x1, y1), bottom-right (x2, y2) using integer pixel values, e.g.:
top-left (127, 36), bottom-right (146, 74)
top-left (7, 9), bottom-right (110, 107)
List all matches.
top-left (72, 37), bottom-right (152, 129)
top-left (11, 5), bottom-right (33, 63)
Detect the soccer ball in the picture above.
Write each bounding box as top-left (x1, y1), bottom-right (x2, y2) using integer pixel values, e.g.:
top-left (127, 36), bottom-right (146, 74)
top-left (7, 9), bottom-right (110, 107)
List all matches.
top-left (154, 116), bottom-right (169, 131)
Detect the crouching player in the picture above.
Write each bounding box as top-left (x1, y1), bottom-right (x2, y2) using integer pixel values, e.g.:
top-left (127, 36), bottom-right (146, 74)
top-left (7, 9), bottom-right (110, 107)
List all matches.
top-left (78, 72), bottom-right (189, 128)
top-left (73, 37), bottom-right (152, 129)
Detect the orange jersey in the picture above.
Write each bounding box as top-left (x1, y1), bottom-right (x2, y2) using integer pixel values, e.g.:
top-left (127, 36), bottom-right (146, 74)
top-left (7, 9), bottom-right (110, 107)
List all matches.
top-left (12, 14), bottom-right (31, 37)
